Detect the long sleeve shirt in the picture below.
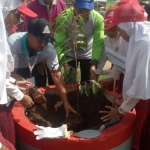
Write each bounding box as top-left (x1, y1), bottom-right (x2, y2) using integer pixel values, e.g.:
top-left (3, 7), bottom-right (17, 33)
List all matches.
top-left (0, 47), bottom-right (24, 105)
top-left (54, 8), bottom-right (104, 62)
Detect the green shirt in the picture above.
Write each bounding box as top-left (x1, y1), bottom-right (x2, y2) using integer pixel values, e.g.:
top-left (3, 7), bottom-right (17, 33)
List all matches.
top-left (54, 7), bottom-right (104, 62)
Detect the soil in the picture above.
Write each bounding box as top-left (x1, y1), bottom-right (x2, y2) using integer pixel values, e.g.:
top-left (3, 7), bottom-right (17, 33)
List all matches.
top-left (25, 89), bottom-right (112, 132)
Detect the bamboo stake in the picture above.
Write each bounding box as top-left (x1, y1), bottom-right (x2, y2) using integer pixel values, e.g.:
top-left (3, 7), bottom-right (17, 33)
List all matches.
top-left (112, 66), bottom-right (117, 106)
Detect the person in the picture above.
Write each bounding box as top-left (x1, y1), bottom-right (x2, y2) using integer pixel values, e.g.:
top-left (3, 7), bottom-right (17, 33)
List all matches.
top-left (140, 0), bottom-right (150, 20)
top-left (10, 2), bottom-right (37, 33)
top-left (95, 9), bottom-right (122, 86)
top-left (24, 0), bottom-right (66, 29)
top-left (54, 0), bottom-right (104, 83)
top-left (100, 3), bottom-right (150, 150)
top-left (0, 0), bottom-right (37, 147)
top-left (97, 7), bottom-right (128, 94)
top-left (8, 18), bottom-right (77, 117)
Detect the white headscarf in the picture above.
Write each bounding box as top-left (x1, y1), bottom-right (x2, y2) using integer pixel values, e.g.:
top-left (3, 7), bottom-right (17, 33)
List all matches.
top-left (0, 0), bottom-right (23, 103)
top-left (118, 21), bottom-right (150, 101)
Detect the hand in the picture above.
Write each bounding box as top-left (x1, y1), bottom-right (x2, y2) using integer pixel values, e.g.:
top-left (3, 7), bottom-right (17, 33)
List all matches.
top-left (100, 106), bottom-right (123, 122)
top-left (16, 81), bottom-right (34, 91)
top-left (64, 102), bottom-right (77, 117)
top-left (111, 99), bottom-right (122, 107)
top-left (1, 145), bottom-right (8, 150)
top-left (90, 65), bottom-right (96, 80)
top-left (32, 89), bottom-right (46, 104)
top-left (37, 60), bottom-right (47, 75)
top-left (99, 78), bottom-right (114, 87)
top-left (20, 95), bottom-right (34, 108)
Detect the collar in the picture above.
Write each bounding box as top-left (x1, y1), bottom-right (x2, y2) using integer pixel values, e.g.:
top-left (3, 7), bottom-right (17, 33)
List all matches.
top-left (21, 34), bottom-right (42, 55)
top-left (38, 0), bottom-right (57, 6)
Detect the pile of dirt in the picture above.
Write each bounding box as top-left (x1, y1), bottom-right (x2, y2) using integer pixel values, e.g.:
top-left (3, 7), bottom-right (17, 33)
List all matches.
top-left (25, 90), bottom-right (112, 132)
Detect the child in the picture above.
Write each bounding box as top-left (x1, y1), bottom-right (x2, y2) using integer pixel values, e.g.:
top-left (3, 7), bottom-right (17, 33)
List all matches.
top-left (96, 9), bottom-right (122, 91)
top-left (100, 3), bottom-right (150, 150)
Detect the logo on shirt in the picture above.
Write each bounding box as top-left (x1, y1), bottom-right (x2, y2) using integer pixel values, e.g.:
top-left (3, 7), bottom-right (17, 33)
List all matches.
top-left (43, 26), bottom-right (50, 34)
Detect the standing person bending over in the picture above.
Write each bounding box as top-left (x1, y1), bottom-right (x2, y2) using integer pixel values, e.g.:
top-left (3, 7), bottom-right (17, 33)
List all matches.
top-left (54, 0), bottom-right (104, 83)
top-left (24, 0), bottom-right (66, 29)
top-left (100, 3), bottom-right (150, 150)
top-left (8, 18), bottom-right (76, 116)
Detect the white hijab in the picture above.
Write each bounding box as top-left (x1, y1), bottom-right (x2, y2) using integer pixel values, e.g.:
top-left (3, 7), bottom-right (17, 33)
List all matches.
top-left (0, 0), bottom-right (23, 103)
top-left (118, 22), bottom-right (150, 101)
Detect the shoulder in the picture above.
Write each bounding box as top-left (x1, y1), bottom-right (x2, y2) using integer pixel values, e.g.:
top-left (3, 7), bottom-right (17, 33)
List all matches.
top-left (58, 7), bottom-right (73, 17)
top-left (8, 32), bottom-right (26, 45)
top-left (42, 43), bottom-right (56, 54)
top-left (91, 10), bottom-right (104, 21)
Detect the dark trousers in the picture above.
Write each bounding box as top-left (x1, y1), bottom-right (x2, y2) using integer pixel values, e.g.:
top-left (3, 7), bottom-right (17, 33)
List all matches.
top-left (68, 59), bottom-right (91, 83)
top-left (16, 64), bottom-right (54, 87)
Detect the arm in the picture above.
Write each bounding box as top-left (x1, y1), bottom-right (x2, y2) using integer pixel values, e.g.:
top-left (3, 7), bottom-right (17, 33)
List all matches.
top-left (118, 96), bottom-right (139, 114)
top-left (51, 71), bottom-right (77, 116)
top-left (11, 71), bottom-right (26, 81)
top-left (90, 12), bottom-right (104, 80)
top-left (45, 43), bottom-right (76, 116)
top-left (100, 96), bottom-right (139, 121)
top-left (92, 11), bottom-right (104, 62)
top-left (6, 79), bottom-right (34, 108)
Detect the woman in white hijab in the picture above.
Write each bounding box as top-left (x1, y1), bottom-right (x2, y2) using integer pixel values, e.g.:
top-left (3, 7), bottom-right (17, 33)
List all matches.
top-left (100, 3), bottom-right (150, 150)
top-left (0, 0), bottom-right (37, 148)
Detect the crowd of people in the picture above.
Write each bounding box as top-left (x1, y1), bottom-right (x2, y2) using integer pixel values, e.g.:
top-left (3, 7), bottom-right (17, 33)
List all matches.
top-left (0, 0), bottom-right (150, 150)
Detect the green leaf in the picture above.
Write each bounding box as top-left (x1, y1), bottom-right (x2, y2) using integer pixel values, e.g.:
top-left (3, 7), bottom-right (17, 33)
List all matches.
top-left (79, 85), bottom-right (83, 95)
top-left (63, 67), bottom-right (70, 77)
top-left (58, 48), bottom-right (72, 57)
top-left (92, 83), bottom-right (98, 95)
top-left (59, 57), bottom-right (73, 65)
top-left (91, 80), bottom-right (101, 88)
top-left (65, 69), bottom-right (76, 84)
top-left (58, 63), bottom-right (64, 71)
top-left (84, 82), bottom-right (90, 97)
top-left (100, 86), bottom-right (105, 95)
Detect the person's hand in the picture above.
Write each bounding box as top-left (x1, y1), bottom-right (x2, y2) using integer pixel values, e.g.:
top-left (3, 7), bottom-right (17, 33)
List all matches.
top-left (111, 99), bottom-right (122, 107)
top-left (64, 102), bottom-right (77, 117)
top-left (1, 145), bottom-right (8, 150)
top-left (20, 95), bottom-right (34, 108)
top-left (99, 78), bottom-right (114, 87)
top-left (90, 65), bottom-right (96, 80)
top-left (37, 60), bottom-right (47, 75)
top-left (16, 81), bottom-right (34, 91)
top-left (31, 89), bottom-right (46, 104)
top-left (100, 106), bottom-right (123, 122)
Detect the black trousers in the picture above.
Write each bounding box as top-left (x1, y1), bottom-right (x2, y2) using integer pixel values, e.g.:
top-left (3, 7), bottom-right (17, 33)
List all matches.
top-left (16, 64), bottom-right (54, 87)
top-left (68, 59), bottom-right (91, 83)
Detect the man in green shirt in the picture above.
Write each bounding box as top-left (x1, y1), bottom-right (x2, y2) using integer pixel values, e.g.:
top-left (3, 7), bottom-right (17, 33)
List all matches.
top-left (54, 0), bottom-right (104, 83)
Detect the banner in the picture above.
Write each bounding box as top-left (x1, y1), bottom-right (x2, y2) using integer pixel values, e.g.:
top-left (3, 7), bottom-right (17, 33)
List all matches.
top-left (105, 46), bottom-right (126, 73)
top-left (106, 0), bottom-right (120, 10)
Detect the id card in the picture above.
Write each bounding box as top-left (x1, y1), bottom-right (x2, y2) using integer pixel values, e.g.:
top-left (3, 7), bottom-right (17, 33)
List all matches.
top-left (27, 76), bottom-right (35, 85)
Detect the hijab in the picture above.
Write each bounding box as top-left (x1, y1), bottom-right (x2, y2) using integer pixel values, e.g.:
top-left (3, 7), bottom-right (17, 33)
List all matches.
top-left (118, 21), bottom-right (150, 101)
top-left (0, 0), bottom-right (23, 103)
